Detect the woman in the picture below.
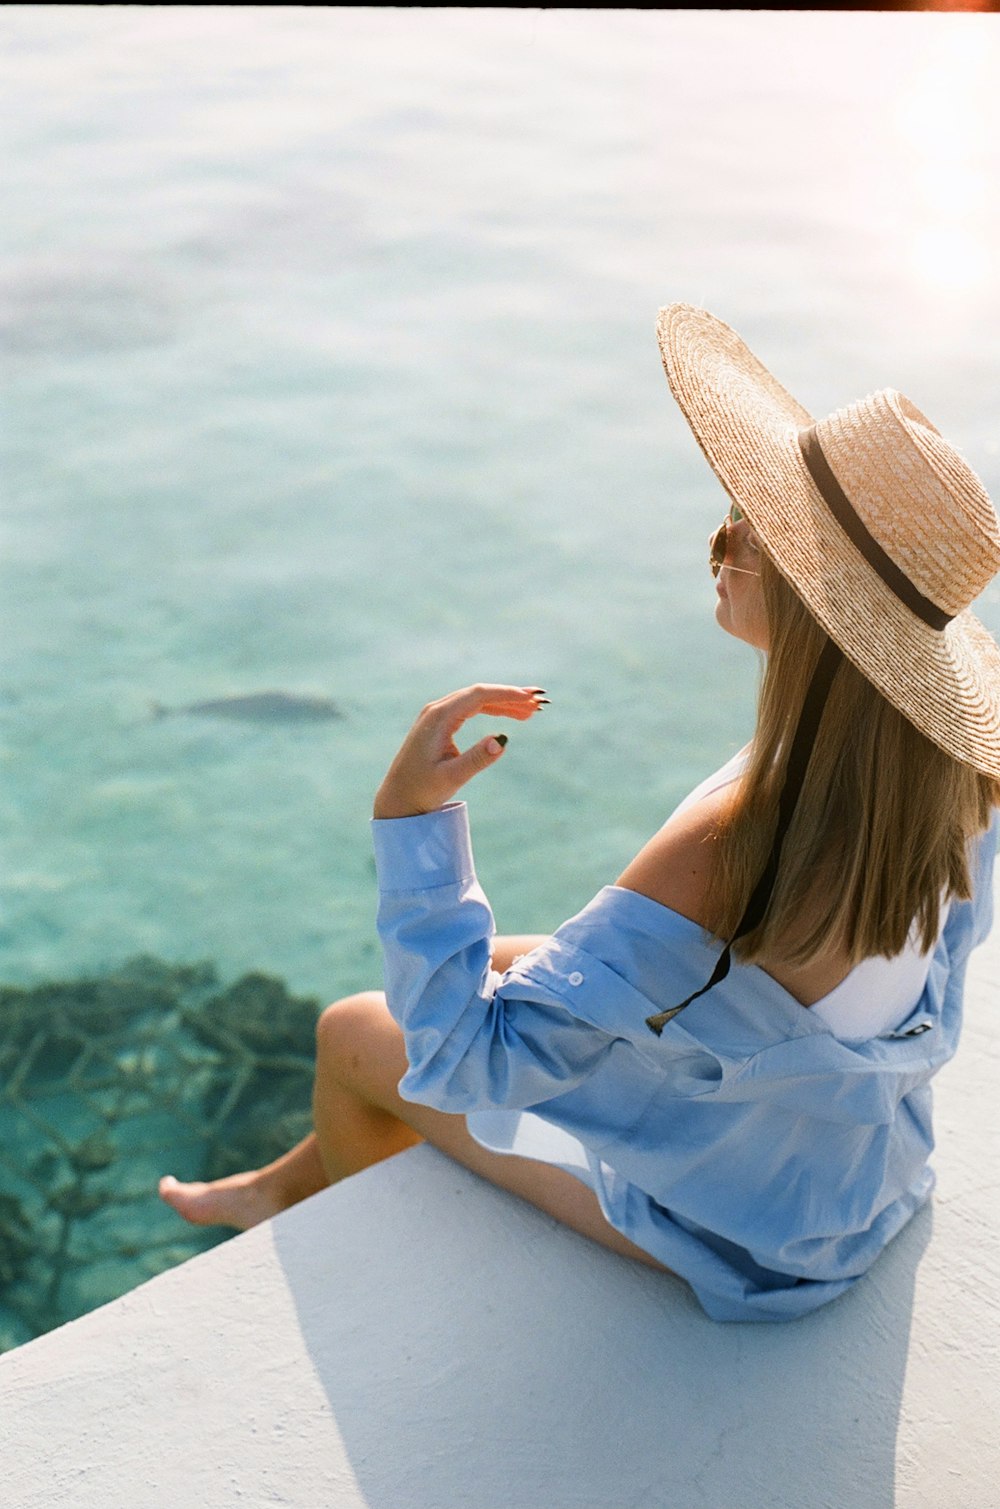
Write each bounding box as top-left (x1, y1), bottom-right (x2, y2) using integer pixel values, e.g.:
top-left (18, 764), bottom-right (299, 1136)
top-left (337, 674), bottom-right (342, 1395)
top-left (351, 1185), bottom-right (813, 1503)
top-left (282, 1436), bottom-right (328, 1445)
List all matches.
top-left (161, 306), bottom-right (1000, 1321)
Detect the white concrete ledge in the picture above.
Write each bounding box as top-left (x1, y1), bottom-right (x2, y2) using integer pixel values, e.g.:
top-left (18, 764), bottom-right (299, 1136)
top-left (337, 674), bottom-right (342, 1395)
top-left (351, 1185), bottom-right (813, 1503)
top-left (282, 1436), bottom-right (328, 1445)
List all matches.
top-left (2, 914), bottom-right (998, 1509)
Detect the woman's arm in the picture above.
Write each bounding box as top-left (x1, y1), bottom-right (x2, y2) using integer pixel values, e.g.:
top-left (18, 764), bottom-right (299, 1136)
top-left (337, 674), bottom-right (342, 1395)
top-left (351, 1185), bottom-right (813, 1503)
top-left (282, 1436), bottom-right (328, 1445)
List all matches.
top-left (373, 802), bottom-right (618, 1113)
top-left (616, 788), bottom-right (729, 925)
top-left (372, 685), bottom-right (618, 1113)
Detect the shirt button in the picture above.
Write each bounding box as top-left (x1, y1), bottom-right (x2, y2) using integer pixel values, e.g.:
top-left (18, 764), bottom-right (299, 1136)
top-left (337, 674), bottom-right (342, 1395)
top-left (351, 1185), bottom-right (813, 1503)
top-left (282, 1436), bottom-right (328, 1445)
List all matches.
top-left (567, 971), bottom-right (584, 986)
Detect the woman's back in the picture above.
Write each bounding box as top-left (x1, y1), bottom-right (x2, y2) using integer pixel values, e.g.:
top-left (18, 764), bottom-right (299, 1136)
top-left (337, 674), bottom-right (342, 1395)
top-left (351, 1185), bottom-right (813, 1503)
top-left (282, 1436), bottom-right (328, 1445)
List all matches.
top-left (625, 748), bottom-right (949, 1039)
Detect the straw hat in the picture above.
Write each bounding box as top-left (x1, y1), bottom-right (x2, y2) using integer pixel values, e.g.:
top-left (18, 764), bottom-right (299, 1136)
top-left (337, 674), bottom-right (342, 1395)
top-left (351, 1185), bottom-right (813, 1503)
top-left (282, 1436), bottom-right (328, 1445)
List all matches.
top-left (657, 303), bottom-right (1000, 779)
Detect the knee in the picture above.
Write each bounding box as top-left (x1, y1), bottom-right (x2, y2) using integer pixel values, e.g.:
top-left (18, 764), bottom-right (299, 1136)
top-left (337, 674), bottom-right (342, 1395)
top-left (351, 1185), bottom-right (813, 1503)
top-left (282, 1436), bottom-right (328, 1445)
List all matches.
top-left (315, 991), bottom-right (407, 1100)
top-left (315, 992), bottom-right (386, 1068)
top-left (317, 994), bottom-right (363, 1057)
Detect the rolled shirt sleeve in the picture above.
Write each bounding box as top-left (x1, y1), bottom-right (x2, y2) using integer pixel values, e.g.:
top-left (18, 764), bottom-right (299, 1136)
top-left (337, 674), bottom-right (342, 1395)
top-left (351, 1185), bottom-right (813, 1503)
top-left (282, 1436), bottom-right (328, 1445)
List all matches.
top-left (373, 803), bottom-right (617, 1113)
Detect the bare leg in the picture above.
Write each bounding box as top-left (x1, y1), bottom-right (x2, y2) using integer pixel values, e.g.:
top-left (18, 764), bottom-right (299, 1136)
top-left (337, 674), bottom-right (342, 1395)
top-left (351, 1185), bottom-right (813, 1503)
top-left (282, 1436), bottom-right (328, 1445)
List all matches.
top-left (158, 935), bottom-right (546, 1230)
top-left (158, 1134), bottom-right (329, 1230)
top-left (309, 989), bottom-right (670, 1272)
top-left (160, 939), bottom-right (669, 1272)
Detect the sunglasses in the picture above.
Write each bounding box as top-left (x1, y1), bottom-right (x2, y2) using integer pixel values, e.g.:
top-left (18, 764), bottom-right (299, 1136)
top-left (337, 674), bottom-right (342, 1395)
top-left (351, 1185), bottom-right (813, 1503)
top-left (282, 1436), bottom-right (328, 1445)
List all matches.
top-left (710, 504), bottom-right (761, 578)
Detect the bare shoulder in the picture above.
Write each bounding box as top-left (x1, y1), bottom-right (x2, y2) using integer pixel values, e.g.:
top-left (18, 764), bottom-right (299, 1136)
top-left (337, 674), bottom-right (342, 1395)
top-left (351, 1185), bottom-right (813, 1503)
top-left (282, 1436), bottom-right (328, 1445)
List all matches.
top-left (616, 784), bottom-right (734, 927)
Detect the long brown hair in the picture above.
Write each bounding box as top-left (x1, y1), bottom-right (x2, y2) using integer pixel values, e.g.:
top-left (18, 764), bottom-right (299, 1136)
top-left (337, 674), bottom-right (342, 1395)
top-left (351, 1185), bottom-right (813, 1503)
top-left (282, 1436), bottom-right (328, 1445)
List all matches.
top-left (705, 552), bottom-right (1000, 967)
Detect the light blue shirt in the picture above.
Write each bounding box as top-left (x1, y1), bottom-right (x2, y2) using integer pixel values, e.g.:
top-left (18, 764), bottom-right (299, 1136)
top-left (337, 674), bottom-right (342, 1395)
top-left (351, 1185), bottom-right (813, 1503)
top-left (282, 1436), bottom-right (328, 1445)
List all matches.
top-left (373, 802), bottom-right (997, 1321)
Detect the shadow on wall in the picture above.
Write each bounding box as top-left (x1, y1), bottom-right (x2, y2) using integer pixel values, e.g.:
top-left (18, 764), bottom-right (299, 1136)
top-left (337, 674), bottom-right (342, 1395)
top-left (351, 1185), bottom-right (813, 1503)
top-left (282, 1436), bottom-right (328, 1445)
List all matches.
top-left (272, 1144), bottom-right (926, 1509)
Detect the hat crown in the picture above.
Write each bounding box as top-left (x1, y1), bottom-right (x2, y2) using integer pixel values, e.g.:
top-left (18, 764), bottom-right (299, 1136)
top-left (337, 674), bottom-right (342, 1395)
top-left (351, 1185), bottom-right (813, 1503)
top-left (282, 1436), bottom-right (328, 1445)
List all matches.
top-left (815, 391), bottom-right (1000, 618)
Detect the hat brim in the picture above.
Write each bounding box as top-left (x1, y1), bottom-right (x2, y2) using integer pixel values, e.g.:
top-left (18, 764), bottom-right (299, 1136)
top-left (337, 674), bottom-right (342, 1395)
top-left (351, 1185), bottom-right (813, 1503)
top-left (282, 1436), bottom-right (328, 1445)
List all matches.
top-left (657, 303), bottom-right (1000, 779)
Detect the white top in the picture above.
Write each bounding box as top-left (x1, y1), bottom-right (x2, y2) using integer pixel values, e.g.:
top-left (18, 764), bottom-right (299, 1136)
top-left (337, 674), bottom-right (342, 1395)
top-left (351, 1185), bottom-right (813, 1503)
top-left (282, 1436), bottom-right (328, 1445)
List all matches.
top-left (670, 747), bottom-right (949, 1042)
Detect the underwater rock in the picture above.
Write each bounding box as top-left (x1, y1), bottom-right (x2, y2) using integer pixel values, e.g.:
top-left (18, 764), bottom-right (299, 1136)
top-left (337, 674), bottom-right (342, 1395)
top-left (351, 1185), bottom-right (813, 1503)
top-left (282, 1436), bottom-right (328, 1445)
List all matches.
top-left (68, 1132), bottom-right (116, 1174)
top-left (0, 1193), bottom-right (34, 1287)
top-left (47, 1185), bottom-right (105, 1221)
top-left (0, 967), bottom-right (203, 1090)
top-left (187, 973), bottom-right (318, 1159)
top-left (186, 971), bottom-right (319, 1059)
top-left (205, 1105), bottom-right (314, 1184)
top-left (0, 956), bottom-right (319, 1352)
top-left (150, 692), bottom-right (344, 723)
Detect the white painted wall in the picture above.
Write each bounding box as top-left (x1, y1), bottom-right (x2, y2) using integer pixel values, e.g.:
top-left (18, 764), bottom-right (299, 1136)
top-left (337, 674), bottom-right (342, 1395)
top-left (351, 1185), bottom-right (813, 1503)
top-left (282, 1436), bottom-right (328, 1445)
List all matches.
top-left (2, 916), bottom-right (998, 1509)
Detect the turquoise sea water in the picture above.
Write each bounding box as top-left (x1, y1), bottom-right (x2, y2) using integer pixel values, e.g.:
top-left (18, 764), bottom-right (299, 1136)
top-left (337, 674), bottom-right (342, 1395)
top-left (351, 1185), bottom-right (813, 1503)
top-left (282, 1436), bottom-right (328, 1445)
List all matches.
top-left (3, 6), bottom-right (1000, 1344)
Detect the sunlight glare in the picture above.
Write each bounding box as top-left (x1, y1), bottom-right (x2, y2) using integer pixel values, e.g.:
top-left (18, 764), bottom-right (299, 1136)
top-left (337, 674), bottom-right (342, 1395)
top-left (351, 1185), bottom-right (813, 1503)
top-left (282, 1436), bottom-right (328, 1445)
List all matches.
top-left (895, 29), bottom-right (989, 295)
top-left (912, 227), bottom-right (988, 294)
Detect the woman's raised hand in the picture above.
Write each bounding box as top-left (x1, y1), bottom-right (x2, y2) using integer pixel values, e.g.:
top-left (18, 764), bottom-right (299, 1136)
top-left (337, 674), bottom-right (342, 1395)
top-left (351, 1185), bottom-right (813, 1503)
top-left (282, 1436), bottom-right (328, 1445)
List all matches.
top-left (373, 684), bottom-right (547, 819)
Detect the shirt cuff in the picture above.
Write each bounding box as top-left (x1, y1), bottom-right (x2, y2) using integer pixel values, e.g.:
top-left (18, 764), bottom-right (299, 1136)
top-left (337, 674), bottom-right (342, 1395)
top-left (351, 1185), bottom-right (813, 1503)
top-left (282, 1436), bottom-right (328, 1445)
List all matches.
top-left (371, 802), bottom-right (476, 893)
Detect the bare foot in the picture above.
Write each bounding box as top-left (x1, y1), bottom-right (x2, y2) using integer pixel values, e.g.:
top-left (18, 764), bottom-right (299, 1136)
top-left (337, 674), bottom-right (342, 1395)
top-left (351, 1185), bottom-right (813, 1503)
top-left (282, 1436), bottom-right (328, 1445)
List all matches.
top-left (159, 1134), bottom-right (330, 1230)
top-left (158, 1170), bottom-right (288, 1231)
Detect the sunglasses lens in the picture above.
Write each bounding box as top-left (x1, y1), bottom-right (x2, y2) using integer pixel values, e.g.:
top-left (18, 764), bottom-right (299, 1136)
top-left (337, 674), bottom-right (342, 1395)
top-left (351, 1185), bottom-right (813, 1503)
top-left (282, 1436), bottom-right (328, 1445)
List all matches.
top-left (709, 521), bottom-right (727, 576)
